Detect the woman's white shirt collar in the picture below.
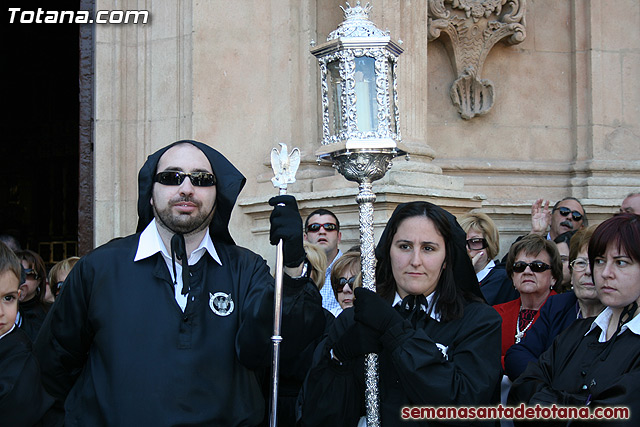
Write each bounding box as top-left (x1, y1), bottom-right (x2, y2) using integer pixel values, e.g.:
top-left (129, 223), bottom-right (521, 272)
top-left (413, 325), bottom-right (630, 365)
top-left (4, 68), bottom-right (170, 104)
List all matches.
top-left (585, 306), bottom-right (640, 342)
top-left (476, 259), bottom-right (496, 282)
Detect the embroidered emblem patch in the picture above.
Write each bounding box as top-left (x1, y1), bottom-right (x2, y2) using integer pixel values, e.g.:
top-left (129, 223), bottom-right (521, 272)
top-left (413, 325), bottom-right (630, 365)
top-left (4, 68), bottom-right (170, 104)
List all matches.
top-left (209, 292), bottom-right (234, 316)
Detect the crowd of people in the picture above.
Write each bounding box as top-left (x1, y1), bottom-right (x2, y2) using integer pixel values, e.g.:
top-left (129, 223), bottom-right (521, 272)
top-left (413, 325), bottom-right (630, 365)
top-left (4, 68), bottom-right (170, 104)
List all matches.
top-left (0, 140), bottom-right (638, 426)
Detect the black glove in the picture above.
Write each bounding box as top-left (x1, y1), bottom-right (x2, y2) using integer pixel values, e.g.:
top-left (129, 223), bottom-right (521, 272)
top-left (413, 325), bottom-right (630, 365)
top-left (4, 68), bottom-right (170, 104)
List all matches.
top-left (332, 322), bottom-right (383, 362)
top-left (354, 287), bottom-right (404, 334)
top-left (269, 195), bottom-right (305, 268)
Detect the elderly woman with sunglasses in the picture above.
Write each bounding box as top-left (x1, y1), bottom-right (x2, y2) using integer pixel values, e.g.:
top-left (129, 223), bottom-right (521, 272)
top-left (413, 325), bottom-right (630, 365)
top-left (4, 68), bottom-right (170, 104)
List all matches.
top-left (298, 202), bottom-right (502, 426)
top-left (504, 226), bottom-right (604, 381)
top-left (15, 249), bottom-right (51, 342)
top-left (329, 250), bottom-right (362, 317)
top-left (460, 212), bottom-right (519, 306)
top-left (509, 213), bottom-right (640, 426)
top-left (493, 234), bottom-right (563, 368)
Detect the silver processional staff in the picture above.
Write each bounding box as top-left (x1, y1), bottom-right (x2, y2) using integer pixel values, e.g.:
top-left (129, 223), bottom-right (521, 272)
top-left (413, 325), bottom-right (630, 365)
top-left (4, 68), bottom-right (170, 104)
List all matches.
top-left (269, 142), bottom-right (301, 427)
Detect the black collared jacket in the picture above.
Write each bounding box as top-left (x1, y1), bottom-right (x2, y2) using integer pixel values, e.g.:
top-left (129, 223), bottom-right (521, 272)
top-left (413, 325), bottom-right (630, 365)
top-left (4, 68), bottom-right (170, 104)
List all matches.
top-left (35, 233), bottom-right (324, 426)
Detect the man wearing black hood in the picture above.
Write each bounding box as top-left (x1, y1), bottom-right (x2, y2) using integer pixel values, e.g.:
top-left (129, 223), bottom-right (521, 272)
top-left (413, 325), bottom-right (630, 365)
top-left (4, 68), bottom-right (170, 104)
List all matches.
top-left (34, 140), bottom-right (325, 426)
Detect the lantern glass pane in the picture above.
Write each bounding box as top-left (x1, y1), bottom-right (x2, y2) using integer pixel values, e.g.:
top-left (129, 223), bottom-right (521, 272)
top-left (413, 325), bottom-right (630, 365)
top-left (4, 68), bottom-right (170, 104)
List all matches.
top-left (354, 56), bottom-right (377, 133)
top-left (387, 59), bottom-right (396, 134)
top-left (327, 60), bottom-right (344, 135)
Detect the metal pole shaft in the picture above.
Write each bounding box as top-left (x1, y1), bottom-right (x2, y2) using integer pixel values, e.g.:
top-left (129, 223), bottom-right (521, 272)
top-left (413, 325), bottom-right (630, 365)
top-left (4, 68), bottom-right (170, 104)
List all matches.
top-left (269, 237), bottom-right (284, 427)
top-left (357, 180), bottom-right (380, 427)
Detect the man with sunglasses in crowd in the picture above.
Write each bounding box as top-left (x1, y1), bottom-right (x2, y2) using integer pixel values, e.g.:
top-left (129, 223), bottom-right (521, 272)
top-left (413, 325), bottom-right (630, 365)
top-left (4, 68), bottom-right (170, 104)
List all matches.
top-left (33, 140), bottom-right (325, 426)
top-left (529, 196), bottom-right (587, 240)
top-left (303, 209), bottom-right (343, 314)
top-left (502, 197), bottom-right (587, 266)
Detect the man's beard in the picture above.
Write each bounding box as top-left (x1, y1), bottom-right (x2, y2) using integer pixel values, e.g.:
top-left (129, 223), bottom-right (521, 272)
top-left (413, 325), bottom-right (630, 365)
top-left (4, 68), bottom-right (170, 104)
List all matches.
top-left (153, 196), bottom-right (216, 236)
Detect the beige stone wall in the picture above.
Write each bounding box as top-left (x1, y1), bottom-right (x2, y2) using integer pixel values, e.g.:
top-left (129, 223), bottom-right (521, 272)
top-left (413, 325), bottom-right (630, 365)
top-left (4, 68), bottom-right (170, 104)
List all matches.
top-left (424, 0), bottom-right (640, 254)
top-left (93, 0), bottom-right (639, 264)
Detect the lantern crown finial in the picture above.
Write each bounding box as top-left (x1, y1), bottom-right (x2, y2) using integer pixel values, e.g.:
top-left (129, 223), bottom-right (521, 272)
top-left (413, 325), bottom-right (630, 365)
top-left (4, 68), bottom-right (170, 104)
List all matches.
top-left (340, 1), bottom-right (371, 20)
top-left (328, 2), bottom-right (388, 41)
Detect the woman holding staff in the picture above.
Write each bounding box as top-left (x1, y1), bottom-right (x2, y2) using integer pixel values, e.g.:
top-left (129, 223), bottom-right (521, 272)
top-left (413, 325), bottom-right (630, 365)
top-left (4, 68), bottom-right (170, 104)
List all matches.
top-left (298, 201), bottom-right (502, 426)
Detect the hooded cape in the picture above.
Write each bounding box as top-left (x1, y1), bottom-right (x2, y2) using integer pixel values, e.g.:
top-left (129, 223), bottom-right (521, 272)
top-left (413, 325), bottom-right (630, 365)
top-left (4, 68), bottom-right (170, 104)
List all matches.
top-left (136, 139), bottom-right (246, 245)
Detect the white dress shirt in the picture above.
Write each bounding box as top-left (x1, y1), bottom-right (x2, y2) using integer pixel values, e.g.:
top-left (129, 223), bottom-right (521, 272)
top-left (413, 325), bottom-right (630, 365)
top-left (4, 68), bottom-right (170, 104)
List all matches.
top-left (134, 219), bottom-right (221, 311)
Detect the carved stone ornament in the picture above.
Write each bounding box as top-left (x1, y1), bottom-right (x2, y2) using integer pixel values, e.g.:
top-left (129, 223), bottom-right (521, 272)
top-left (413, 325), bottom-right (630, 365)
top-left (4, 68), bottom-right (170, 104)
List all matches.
top-left (427, 0), bottom-right (526, 119)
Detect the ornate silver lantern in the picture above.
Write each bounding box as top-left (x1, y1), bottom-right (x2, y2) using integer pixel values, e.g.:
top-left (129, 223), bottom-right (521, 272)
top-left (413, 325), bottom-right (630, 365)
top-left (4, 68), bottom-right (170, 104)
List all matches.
top-left (312, 1), bottom-right (403, 153)
top-left (311, 2), bottom-right (406, 426)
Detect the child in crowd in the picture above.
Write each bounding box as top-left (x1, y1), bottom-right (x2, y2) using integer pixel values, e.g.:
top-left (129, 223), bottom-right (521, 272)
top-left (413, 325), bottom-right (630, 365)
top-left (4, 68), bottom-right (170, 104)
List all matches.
top-left (0, 241), bottom-right (53, 425)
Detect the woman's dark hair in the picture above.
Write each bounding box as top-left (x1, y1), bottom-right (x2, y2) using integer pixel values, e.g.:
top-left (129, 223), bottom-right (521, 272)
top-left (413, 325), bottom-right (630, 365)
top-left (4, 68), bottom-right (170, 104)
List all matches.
top-left (588, 213), bottom-right (640, 270)
top-left (15, 249), bottom-right (48, 304)
top-left (375, 202), bottom-right (481, 322)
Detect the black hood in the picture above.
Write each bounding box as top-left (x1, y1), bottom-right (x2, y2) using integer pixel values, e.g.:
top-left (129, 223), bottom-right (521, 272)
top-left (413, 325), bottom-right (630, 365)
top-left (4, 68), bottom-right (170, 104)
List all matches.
top-left (136, 140), bottom-right (246, 245)
top-left (375, 201), bottom-right (484, 302)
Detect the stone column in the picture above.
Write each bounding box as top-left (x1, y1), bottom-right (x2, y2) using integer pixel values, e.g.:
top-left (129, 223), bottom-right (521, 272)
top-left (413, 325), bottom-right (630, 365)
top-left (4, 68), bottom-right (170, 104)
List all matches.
top-left (570, 0), bottom-right (640, 200)
top-left (94, 0), bottom-right (194, 246)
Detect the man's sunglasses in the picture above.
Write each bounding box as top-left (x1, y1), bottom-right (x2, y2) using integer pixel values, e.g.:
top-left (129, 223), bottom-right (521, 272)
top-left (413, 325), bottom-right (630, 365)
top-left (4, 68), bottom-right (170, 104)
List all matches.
top-left (306, 223), bottom-right (338, 233)
top-left (512, 261), bottom-right (552, 273)
top-left (337, 276), bottom-right (356, 292)
top-left (554, 206), bottom-right (583, 222)
top-left (154, 171), bottom-right (217, 187)
top-left (466, 237), bottom-right (488, 251)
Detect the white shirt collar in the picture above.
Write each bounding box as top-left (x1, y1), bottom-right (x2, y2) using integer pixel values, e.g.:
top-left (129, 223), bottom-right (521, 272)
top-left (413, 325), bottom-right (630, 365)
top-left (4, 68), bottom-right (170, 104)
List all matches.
top-left (134, 219), bottom-right (221, 312)
top-left (393, 291), bottom-right (441, 322)
top-left (134, 218), bottom-right (222, 266)
top-left (476, 259), bottom-right (496, 282)
top-left (585, 306), bottom-right (640, 342)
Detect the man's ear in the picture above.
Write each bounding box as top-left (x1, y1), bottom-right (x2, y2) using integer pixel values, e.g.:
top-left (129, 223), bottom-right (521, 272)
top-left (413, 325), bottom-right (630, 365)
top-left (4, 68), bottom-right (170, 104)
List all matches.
top-left (337, 231), bottom-right (342, 244)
